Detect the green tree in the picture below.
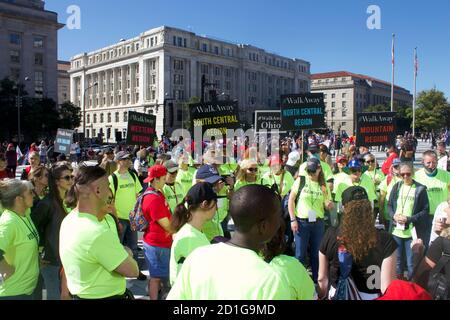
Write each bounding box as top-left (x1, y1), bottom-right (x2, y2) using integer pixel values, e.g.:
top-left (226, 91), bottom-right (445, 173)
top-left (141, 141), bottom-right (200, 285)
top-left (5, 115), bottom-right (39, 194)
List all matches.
top-left (413, 89), bottom-right (449, 131)
top-left (58, 101), bottom-right (81, 129)
top-left (364, 104), bottom-right (390, 112)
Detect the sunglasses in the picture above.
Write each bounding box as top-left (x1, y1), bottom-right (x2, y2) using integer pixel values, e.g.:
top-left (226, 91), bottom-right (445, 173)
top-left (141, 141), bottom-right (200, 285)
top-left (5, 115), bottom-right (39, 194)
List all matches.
top-left (400, 172), bottom-right (412, 177)
top-left (60, 175), bottom-right (74, 181)
top-left (349, 169), bottom-right (361, 174)
top-left (169, 171), bottom-right (178, 175)
top-left (365, 160), bottom-right (375, 164)
top-left (247, 168), bottom-right (258, 173)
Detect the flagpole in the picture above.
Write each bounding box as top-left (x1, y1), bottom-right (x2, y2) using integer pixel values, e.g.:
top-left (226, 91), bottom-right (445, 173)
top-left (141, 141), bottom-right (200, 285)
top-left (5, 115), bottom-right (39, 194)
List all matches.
top-left (391, 33), bottom-right (395, 112)
top-left (413, 47), bottom-right (417, 137)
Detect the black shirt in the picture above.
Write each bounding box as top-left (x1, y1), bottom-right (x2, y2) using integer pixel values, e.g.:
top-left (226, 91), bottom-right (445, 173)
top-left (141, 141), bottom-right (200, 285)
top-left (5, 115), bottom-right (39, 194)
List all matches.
top-left (320, 227), bottom-right (398, 294)
top-left (427, 236), bottom-right (450, 264)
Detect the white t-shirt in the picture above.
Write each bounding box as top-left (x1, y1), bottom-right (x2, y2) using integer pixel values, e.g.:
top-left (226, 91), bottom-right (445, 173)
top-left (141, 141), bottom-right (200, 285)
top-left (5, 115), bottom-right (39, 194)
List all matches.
top-left (430, 201), bottom-right (449, 244)
top-left (286, 150), bottom-right (300, 166)
top-left (437, 154), bottom-right (448, 171)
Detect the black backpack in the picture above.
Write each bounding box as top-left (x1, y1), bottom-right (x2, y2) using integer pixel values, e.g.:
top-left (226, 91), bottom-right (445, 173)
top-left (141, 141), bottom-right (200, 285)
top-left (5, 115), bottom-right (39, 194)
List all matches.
top-left (111, 169), bottom-right (142, 197)
top-left (428, 238), bottom-right (450, 300)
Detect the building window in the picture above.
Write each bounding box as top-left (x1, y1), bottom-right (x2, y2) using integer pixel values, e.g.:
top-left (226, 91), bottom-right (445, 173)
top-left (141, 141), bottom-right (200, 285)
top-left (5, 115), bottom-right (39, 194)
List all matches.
top-left (150, 38), bottom-right (154, 47)
top-left (123, 112), bottom-right (128, 122)
top-left (183, 38), bottom-right (187, 47)
top-left (342, 110), bottom-right (347, 117)
top-left (10, 50), bottom-right (20, 63)
top-left (107, 113), bottom-right (111, 123)
top-left (10, 33), bottom-right (21, 45)
top-left (225, 81), bottom-right (231, 90)
top-left (174, 74), bottom-right (184, 85)
top-left (34, 71), bottom-right (44, 98)
top-left (93, 114), bottom-right (97, 123)
top-left (342, 101), bottom-right (347, 108)
top-left (135, 92), bottom-right (139, 102)
top-left (173, 36), bottom-right (176, 46)
top-left (33, 36), bottom-right (44, 48)
top-left (341, 122), bottom-right (347, 127)
top-left (331, 111), bottom-right (336, 117)
top-left (324, 94), bottom-right (327, 99)
top-left (118, 95), bottom-right (121, 104)
top-left (34, 53), bottom-right (43, 66)
top-left (10, 68), bottom-right (20, 82)
top-left (202, 43), bottom-right (207, 52)
top-left (177, 110), bottom-right (183, 121)
top-left (215, 67), bottom-right (220, 76)
top-left (225, 68), bottom-right (231, 77)
top-left (331, 93), bottom-right (336, 99)
top-left (214, 46), bottom-right (219, 55)
top-left (342, 93), bottom-right (347, 98)
top-left (332, 102), bottom-right (336, 108)
top-left (87, 114), bottom-right (90, 123)
top-left (100, 113), bottom-right (104, 123)
top-left (126, 94), bottom-right (130, 104)
top-left (152, 74), bottom-right (156, 85)
top-left (174, 60), bottom-right (184, 70)
top-left (201, 64), bottom-right (209, 74)
top-left (115, 112), bottom-right (119, 122)
top-left (151, 90), bottom-right (156, 100)
top-left (92, 129), bottom-right (96, 137)
top-left (177, 37), bottom-right (182, 47)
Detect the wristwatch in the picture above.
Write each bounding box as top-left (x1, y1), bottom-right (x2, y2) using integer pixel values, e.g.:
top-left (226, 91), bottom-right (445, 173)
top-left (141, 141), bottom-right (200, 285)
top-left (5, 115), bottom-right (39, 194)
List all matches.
top-left (290, 218), bottom-right (297, 223)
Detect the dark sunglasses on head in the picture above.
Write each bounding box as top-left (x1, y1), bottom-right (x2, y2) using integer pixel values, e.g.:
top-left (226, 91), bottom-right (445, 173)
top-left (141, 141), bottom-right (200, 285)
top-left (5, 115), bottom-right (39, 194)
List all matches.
top-left (247, 168), bottom-right (258, 173)
top-left (60, 175), bottom-right (74, 181)
top-left (401, 172), bottom-right (412, 177)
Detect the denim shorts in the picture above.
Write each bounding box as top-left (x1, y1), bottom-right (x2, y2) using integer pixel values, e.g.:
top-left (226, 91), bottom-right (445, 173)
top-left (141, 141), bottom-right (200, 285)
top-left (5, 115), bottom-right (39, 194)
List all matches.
top-left (143, 242), bottom-right (170, 279)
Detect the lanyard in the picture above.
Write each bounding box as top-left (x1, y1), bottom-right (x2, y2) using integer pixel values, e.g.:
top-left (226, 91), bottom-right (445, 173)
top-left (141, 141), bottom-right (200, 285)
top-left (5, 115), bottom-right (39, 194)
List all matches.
top-left (306, 182), bottom-right (321, 207)
top-left (167, 184), bottom-right (179, 204)
top-left (400, 183), bottom-right (414, 215)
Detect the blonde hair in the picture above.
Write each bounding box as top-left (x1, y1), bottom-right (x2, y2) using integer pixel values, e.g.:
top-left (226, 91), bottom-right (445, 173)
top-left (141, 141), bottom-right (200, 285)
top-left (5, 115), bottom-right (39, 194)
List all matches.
top-left (236, 159), bottom-right (258, 182)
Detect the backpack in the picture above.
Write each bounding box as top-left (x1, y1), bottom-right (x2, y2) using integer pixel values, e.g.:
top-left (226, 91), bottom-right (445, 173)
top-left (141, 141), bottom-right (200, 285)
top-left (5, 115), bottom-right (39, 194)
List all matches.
top-left (332, 245), bottom-right (363, 300)
top-left (428, 238), bottom-right (450, 300)
top-left (129, 189), bottom-right (159, 232)
top-left (111, 169), bottom-right (141, 197)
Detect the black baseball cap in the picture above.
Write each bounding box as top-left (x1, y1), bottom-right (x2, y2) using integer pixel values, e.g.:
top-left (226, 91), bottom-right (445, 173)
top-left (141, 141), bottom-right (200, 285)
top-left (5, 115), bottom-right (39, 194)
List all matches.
top-left (186, 182), bottom-right (225, 206)
top-left (195, 165), bottom-right (223, 184)
top-left (342, 186), bottom-right (368, 206)
top-left (306, 157), bottom-right (321, 172)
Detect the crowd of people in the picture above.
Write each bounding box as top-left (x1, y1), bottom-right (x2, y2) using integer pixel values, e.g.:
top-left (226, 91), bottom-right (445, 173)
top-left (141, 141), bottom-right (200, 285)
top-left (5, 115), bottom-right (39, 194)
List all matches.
top-left (0, 129), bottom-right (450, 301)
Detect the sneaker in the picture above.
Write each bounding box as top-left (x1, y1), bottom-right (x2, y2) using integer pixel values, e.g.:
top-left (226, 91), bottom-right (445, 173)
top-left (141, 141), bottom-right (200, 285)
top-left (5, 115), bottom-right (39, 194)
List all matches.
top-left (137, 272), bottom-right (147, 281)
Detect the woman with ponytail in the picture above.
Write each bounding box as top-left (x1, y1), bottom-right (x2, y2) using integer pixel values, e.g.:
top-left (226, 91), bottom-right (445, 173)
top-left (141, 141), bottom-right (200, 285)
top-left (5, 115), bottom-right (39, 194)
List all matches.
top-left (30, 163), bottom-right (73, 300)
top-left (169, 182), bottom-right (220, 285)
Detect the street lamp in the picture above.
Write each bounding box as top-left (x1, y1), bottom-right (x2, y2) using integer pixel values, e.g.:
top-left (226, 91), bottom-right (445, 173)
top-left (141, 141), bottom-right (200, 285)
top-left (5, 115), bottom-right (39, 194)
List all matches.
top-left (17, 76), bottom-right (30, 148)
top-left (82, 82), bottom-right (98, 142)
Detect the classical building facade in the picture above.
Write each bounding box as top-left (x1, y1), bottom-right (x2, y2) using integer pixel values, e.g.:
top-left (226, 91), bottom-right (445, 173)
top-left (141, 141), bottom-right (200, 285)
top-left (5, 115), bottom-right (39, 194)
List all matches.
top-left (69, 26), bottom-right (311, 142)
top-left (311, 71), bottom-right (413, 134)
top-left (57, 60), bottom-right (70, 105)
top-left (0, 0), bottom-right (63, 101)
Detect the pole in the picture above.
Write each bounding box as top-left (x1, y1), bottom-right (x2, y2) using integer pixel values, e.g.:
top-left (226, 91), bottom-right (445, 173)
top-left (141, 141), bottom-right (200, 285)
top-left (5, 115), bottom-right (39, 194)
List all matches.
top-left (82, 89), bottom-right (86, 141)
top-left (17, 85), bottom-right (21, 148)
top-left (301, 130), bottom-right (305, 163)
top-left (391, 33), bottom-right (395, 112)
top-left (412, 47), bottom-right (417, 137)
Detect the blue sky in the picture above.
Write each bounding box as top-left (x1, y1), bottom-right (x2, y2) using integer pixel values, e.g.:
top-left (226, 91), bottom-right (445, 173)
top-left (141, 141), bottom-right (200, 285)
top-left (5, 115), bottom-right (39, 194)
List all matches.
top-left (47, 0), bottom-right (450, 99)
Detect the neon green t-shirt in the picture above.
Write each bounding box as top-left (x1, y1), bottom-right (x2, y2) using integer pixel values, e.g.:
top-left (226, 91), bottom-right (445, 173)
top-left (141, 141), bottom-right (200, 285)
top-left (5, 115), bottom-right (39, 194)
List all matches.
top-left (234, 179), bottom-right (261, 191)
top-left (414, 168), bottom-right (450, 216)
top-left (167, 243), bottom-right (291, 300)
top-left (176, 167), bottom-right (196, 197)
top-left (298, 160), bottom-right (333, 182)
top-left (332, 172), bottom-right (349, 195)
top-left (269, 255), bottom-right (315, 300)
top-left (219, 161), bottom-right (238, 176)
top-left (59, 210), bottom-right (129, 299)
top-left (379, 175), bottom-right (402, 220)
top-left (363, 169), bottom-right (385, 191)
top-left (392, 183), bottom-right (416, 239)
top-left (202, 188), bottom-right (229, 242)
top-left (258, 163), bottom-right (271, 177)
top-left (102, 214), bottom-right (119, 239)
top-left (334, 174), bottom-right (377, 203)
top-left (0, 209), bottom-right (39, 297)
top-left (162, 182), bottom-right (185, 214)
top-left (169, 223), bottom-right (210, 285)
top-left (293, 179), bottom-right (331, 219)
top-left (109, 171), bottom-right (143, 220)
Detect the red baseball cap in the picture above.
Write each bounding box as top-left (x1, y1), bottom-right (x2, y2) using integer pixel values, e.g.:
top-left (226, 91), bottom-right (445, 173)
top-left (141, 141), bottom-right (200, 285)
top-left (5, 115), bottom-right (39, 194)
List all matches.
top-left (376, 280), bottom-right (432, 300)
top-left (336, 155), bottom-right (348, 163)
top-left (144, 165), bottom-right (167, 183)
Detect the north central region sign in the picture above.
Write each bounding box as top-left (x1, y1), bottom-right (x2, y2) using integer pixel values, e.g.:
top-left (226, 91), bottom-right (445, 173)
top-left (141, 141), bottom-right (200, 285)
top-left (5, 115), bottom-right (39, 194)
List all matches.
top-left (280, 93), bottom-right (325, 131)
top-left (126, 111), bottom-right (157, 146)
top-left (190, 100), bottom-right (240, 136)
top-left (254, 110), bottom-right (285, 133)
top-left (356, 112), bottom-right (397, 147)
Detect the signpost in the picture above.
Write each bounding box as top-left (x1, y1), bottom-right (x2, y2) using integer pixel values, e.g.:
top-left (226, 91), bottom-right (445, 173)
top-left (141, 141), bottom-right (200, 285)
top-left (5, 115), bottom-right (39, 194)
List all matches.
top-left (356, 112), bottom-right (397, 147)
top-left (280, 93), bottom-right (325, 131)
top-left (54, 129), bottom-right (74, 155)
top-left (126, 111), bottom-right (157, 146)
top-left (254, 110), bottom-right (285, 133)
top-left (190, 100), bottom-right (240, 136)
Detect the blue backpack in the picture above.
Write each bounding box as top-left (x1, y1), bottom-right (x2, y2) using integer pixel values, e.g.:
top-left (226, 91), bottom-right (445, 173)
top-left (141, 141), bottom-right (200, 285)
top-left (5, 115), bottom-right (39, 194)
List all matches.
top-left (129, 189), bottom-right (158, 232)
top-left (332, 246), bottom-right (362, 300)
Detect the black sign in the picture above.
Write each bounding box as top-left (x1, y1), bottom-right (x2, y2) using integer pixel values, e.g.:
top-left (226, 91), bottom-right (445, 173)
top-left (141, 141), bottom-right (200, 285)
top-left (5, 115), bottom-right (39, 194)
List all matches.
top-left (280, 93), bottom-right (325, 131)
top-left (190, 101), bottom-right (240, 136)
top-left (126, 111), bottom-right (157, 146)
top-left (254, 110), bottom-right (285, 132)
top-left (54, 129), bottom-right (74, 155)
top-left (356, 112), bottom-right (397, 147)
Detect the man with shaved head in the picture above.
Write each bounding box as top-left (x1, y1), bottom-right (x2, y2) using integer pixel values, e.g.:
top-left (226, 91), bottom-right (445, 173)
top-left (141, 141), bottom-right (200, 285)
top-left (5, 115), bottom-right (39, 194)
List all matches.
top-left (167, 185), bottom-right (290, 300)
